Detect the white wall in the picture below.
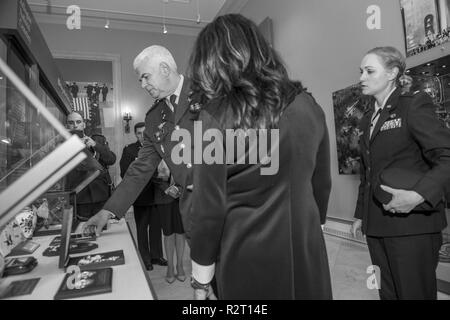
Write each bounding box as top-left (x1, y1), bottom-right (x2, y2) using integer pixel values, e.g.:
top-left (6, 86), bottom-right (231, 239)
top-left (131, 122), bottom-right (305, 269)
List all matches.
top-left (240, 0), bottom-right (405, 220)
top-left (55, 58), bottom-right (113, 84)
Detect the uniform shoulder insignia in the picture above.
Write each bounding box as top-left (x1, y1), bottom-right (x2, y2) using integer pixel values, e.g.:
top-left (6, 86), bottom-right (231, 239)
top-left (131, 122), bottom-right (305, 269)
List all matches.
top-left (401, 90), bottom-right (421, 97)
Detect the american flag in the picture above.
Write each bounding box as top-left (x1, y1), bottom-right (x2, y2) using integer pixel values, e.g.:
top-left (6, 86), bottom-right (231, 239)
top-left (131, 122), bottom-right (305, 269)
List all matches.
top-left (72, 97), bottom-right (91, 120)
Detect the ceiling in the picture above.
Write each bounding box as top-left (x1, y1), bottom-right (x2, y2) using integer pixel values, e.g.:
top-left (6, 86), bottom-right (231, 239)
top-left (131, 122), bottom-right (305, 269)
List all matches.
top-left (28, 0), bottom-right (248, 36)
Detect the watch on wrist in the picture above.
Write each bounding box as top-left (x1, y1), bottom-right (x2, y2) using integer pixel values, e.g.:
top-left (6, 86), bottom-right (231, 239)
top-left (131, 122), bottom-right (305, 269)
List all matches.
top-left (190, 277), bottom-right (210, 291)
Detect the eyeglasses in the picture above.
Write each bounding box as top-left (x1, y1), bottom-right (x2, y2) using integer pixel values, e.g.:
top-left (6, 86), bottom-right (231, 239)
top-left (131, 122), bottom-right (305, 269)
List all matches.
top-left (67, 120), bottom-right (83, 125)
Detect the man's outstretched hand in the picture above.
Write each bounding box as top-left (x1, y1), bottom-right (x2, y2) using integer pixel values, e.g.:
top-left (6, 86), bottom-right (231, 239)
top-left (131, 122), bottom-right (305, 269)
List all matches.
top-left (82, 209), bottom-right (112, 237)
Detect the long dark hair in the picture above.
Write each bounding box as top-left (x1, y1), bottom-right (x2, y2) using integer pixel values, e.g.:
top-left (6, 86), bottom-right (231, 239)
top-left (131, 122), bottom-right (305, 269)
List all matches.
top-left (188, 14), bottom-right (302, 129)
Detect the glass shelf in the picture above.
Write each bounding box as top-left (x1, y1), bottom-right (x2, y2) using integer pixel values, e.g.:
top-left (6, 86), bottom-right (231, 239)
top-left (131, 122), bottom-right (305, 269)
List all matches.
top-left (0, 55), bottom-right (92, 232)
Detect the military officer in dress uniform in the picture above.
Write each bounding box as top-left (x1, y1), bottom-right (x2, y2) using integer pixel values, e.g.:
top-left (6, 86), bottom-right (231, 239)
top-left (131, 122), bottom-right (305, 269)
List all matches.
top-left (351, 47), bottom-right (450, 299)
top-left (119, 122), bottom-right (167, 270)
top-left (83, 45), bottom-right (197, 241)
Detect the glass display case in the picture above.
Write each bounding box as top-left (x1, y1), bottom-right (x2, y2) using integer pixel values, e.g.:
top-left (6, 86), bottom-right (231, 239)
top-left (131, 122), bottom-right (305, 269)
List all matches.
top-left (0, 55), bottom-right (97, 253)
top-left (0, 0), bottom-right (103, 241)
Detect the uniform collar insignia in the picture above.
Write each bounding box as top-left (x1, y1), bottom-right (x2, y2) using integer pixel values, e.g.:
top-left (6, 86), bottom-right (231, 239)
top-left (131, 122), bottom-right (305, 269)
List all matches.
top-left (190, 102), bottom-right (201, 112)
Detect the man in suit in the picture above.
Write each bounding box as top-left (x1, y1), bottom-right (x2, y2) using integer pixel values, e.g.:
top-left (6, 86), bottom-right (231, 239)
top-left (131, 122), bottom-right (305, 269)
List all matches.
top-left (120, 122), bottom-right (167, 270)
top-left (101, 84), bottom-right (109, 102)
top-left (85, 83), bottom-right (93, 100)
top-left (66, 112), bottom-right (116, 220)
top-left (83, 45), bottom-right (196, 240)
top-left (71, 82), bottom-right (79, 99)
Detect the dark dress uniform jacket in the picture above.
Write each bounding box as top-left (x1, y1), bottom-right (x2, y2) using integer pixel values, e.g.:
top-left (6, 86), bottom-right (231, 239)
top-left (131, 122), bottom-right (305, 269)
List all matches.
top-left (75, 134), bottom-right (116, 204)
top-left (103, 79), bottom-right (194, 234)
top-left (190, 86), bottom-right (332, 299)
top-left (355, 88), bottom-right (450, 236)
top-left (119, 141), bottom-right (154, 206)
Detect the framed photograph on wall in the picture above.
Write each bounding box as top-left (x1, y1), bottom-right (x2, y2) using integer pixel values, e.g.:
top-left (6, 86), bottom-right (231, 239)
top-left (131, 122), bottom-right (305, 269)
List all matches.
top-left (400, 0), bottom-right (450, 57)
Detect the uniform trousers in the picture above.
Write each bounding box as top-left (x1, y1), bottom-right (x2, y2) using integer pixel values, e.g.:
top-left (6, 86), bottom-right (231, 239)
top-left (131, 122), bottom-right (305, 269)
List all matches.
top-left (134, 205), bottom-right (164, 264)
top-left (366, 232), bottom-right (442, 300)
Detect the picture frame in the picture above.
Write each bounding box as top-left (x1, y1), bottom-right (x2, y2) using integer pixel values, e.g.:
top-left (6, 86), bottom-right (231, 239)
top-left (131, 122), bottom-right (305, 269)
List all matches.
top-left (400, 0), bottom-right (450, 57)
top-left (332, 84), bottom-right (372, 175)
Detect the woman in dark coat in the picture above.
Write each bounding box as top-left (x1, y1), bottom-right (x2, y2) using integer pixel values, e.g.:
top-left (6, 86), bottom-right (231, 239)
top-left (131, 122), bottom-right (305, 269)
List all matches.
top-left (188, 14), bottom-right (332, 300)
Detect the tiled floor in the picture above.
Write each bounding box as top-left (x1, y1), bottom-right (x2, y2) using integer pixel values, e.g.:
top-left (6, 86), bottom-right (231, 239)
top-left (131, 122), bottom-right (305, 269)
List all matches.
top-left (126, 214), bottom-right (450, 300)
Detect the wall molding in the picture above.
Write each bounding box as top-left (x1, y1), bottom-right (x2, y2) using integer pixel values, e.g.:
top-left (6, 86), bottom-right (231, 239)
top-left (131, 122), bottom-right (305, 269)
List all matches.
top-left (323, 216), bottom-right (367, 245)
top-left (217, 0), bottom-right (250, 15)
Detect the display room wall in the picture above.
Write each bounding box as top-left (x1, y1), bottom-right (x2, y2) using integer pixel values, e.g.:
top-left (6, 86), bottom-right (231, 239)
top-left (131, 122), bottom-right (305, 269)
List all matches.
top-left (240, 0), bottom-right (405, 221)
top-left (37, 0), bottom-right (448, 224)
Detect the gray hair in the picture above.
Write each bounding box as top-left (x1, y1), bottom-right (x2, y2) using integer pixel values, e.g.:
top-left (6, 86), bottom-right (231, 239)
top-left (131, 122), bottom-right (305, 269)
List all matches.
top-left (133, 45), bottom-right (178, 72)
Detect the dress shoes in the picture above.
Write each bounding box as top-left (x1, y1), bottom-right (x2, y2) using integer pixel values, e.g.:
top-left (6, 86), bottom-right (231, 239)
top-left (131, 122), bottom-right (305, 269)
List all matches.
top-left (165, 275), bottom-right (176, 284)
top-left (144, 262), bottom-right (154, 271)
top-left (151, 257), bottom-right (168, 266)
top-left (176, 274), bottom-right (186, 282)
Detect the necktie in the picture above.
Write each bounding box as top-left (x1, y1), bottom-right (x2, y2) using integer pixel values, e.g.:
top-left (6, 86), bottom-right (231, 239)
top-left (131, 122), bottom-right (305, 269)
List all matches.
top-left (170, 94), bottom-right (177, 106)
top-left (369, 107), bottom-right (383, 137)
top-left (166, 94), bottom-right (177, 112)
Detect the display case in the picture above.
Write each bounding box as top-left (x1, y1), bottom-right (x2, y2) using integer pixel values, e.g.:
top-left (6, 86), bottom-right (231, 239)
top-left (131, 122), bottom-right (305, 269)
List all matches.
top-left (0, 0), bottom-right (100, 254)
top-left (0, 55), bottom-right (100, 249)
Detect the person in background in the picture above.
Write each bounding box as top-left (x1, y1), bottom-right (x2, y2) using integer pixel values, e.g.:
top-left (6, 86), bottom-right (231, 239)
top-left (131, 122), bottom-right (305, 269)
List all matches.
top-left (101, 84), bottom-right (109, 102)
top-left (351, 46), bottom-right (450, 299)
top-left (66, 112), bottom-right (116, 221)
top-left (151, 160), bottom-right (186, 283)
top-left (71, 82), bottom-right (79, 99)
top-left (187, 14), bottom-right (332, 300)
top-left (120, 122), bottom-right (167, 271)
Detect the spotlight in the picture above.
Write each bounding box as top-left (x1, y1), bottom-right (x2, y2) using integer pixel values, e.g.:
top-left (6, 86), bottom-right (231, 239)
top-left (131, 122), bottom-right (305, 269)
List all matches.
top-left (105, 19), bottom-right (110, 29)
top-left (163, 24), bottom-right (168, 34)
